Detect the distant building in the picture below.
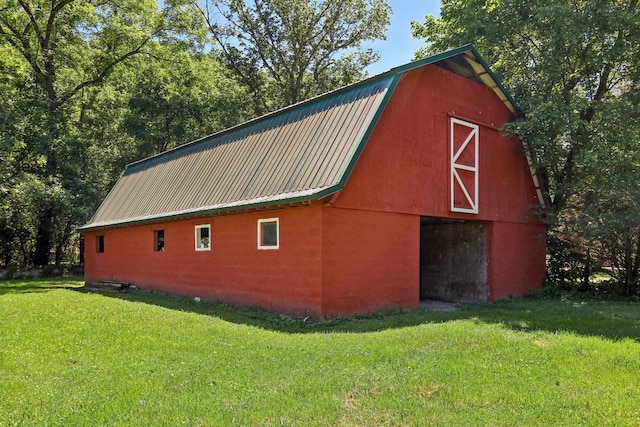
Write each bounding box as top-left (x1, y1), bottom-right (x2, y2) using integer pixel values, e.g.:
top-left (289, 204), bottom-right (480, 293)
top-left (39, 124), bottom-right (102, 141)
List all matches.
top-left (80, 45), bottom-right (546, 318)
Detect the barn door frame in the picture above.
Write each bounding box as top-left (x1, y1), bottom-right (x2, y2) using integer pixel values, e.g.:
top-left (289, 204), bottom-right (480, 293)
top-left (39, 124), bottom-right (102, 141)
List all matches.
top-left (450, 117), bottom-right (479, 214)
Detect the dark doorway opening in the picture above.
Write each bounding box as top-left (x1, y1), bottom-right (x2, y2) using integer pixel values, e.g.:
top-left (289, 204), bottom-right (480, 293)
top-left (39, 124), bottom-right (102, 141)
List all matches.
top-left (420, 218), bottom-right (488, 303)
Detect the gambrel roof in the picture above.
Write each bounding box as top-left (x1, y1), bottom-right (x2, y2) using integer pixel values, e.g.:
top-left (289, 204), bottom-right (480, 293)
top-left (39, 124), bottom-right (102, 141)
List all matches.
top-left (80, 45), bottom-right (542, 231)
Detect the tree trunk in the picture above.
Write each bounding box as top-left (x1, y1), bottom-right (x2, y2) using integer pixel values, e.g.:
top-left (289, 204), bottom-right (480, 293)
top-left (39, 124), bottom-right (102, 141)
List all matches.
top-left (3, 250), bottom-right (11, 269)
top-left (33, 115), bottom-right (59, 267)
top-left (623, 236), bottom-right (633, 298)
top-left (54, 239), bottom-right (64, 267)
top-left (33, 206), bottom-right (53, 266)
top-left (581, 249), bottom-right (591, 291)
top-left (54, 220), bottom-right (72, 267)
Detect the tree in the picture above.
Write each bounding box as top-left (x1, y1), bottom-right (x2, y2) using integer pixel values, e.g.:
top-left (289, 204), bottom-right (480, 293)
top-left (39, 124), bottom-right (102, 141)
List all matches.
top-left (0, 41), bottom-right (48, 268)
top-left (567, 95), bottom-right (640, 296)
top-left (194, 0), bottom-right (391, 112)
top-left (120, 48), bottom-right (254, 158)
top-left (0, 0), bottom-right (200, 265)
top-left (412, 0), bottom-right (638, 215)
top-left (411, 0), bottom-right (640, 293)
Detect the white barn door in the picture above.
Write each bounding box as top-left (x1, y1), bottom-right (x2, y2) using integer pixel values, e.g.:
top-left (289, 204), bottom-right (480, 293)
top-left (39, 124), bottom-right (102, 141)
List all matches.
top-left (450, 118), bottom-right (479, 214)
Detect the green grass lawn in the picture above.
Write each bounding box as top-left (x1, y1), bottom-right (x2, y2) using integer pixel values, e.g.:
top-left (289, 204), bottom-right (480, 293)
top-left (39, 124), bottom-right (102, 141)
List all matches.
top-left (1, 278), bottom-right (639, 426)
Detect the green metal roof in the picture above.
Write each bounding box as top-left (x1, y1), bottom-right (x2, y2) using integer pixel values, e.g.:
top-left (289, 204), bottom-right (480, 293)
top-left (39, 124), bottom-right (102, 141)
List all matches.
top-left (81, 74), bottom-right (399, 229)
top-left (80, 45), bottom-right (527, 231)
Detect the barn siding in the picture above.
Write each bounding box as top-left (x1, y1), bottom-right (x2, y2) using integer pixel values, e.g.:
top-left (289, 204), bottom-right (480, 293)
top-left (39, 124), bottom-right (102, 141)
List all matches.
top-left (335, 64), bottom-right (540, 223)
top-left (333, 64), bottom-right (545, 301)
top-left (83, 204), bottom-right (421, 318)
top-left (487, 221), bottom-right (547, 300)
top-left (84, 206), bottom-right (324, 317)
top-left (320, 207), bottom-right (419, 317)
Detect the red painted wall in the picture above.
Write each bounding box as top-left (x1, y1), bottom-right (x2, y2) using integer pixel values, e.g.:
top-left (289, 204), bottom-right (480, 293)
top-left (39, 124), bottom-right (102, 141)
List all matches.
top-left (336, 65), bottom-right (541, 224)
top-left (84, 206), bottom-right (324, 317)
top-left (334, 64), bottom-right (546, 300)
top-left (487, 221), bottom-right (547, 300)
top-left (320, 207), bottom-right (419, 317)
top-left (83, 204), bottom-right (420, 318)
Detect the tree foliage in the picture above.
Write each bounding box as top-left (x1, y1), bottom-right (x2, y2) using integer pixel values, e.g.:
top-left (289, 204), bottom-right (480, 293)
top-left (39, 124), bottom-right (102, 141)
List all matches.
top-left (0, 0), bottom-right (252, 268)
top-left (195, 0), bottom-right (391, 111)
top-left (1, 0), bottom-right (383, 270)
top-left (567, 96), bottom-right (640, 296)
top-left (412, 0), bottom-right (640, 295)
top-left (0, 0), bottom-right (201, 265)
top-left (121, 49), bottom-right (253, 158)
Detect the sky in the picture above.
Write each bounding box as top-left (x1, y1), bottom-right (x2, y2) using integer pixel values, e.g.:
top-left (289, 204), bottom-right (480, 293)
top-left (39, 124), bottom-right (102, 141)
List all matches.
top-left (365, 0), bottom-right (442, 75)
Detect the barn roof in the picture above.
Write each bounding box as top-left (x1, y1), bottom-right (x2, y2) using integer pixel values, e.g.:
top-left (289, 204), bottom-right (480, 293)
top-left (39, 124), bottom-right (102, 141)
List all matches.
top-left (80, 45), bottom-right (533, 231)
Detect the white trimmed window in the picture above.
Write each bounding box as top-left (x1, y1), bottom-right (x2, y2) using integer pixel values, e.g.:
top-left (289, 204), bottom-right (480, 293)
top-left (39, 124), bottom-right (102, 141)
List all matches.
top-left (258, 218), bottom-right (279, 250)
top-left (195, 224), bottom-right (211, 251)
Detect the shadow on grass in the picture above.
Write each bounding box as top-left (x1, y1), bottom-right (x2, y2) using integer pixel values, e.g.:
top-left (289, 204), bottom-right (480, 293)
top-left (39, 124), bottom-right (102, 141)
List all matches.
top-left (77, 285), bottom-right (640, 342)
top-left (0, 277), bottom-right (84, 295)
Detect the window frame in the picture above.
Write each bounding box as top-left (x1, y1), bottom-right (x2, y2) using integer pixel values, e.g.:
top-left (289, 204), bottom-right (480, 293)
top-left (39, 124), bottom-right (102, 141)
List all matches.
top-left (257, 218), bottom-right (279, 250)
top-left (96, 235), bottom-right (105, 253)
top-left (154, 229), bottom-right (165, 252)
top-left (194, 224), bottom-right (211, 251)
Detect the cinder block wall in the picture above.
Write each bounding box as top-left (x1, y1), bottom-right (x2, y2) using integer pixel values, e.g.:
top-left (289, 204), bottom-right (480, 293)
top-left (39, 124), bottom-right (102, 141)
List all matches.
top-left (83, 206), bottom-right (324, 317)
top-left (321, 207), bottom-right (419, 317)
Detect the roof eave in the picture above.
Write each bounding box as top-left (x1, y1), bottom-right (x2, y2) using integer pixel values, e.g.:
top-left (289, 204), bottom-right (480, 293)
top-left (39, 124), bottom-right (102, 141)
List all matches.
top-left (78, 185), bottom-right (342, 232)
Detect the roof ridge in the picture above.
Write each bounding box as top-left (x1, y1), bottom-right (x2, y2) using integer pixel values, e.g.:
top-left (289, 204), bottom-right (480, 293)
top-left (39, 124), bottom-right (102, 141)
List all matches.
top-left (125, 45), bottom-right (508, 172)
top-left (126, 73), bottom-right (399, 172)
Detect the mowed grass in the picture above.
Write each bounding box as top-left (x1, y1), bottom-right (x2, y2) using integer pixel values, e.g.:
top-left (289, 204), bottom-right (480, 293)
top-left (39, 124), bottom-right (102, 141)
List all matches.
top-left (1, 278), bottom-right (639, 426)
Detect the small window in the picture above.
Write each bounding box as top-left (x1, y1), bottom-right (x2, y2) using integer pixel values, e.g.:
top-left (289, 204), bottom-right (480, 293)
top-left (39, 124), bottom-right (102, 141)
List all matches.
top-left (258, 218), bottom-right (279, 250)
top-left (154, 230), bottom-right (165, 252)
top-left (195, 224), bottom-right (211, 251)
top-left (96, 235), bottom-right (105, 253)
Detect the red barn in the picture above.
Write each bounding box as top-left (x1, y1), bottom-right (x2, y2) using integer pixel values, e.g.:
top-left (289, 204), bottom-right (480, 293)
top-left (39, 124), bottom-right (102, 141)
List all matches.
top-left (80, 45), bottom-right (546, 318)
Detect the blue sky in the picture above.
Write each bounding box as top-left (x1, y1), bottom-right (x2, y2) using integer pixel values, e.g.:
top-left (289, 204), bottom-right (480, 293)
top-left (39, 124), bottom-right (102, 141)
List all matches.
top-left (365, 0), bottom-right (441, 75)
